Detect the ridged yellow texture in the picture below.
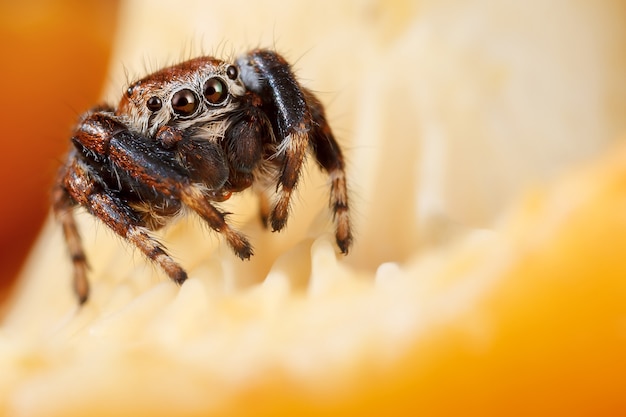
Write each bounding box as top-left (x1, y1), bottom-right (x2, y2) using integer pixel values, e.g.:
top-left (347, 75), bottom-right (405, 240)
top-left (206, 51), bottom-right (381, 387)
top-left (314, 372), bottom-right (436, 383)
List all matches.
top-left (2, 1), bottom-right (626, 415)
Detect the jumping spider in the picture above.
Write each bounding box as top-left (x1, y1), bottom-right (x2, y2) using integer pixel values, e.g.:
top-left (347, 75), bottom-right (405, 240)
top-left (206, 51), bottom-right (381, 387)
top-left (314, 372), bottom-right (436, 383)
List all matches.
top-left (53, 49), bottom-right (352, 304)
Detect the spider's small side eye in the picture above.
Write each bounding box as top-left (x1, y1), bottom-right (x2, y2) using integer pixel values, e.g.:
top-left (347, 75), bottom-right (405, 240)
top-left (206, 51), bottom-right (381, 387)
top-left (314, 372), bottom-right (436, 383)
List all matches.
top-left (203, 78), bottom-right (228, 105)
top-left (146, 96), bottom-right (162, 112)
top-left (127, 80), bottom-right (141, 97)
top-left (226, 65), bottom-right (238, 80)
top-left (171, 89), bottom-right (199, 116)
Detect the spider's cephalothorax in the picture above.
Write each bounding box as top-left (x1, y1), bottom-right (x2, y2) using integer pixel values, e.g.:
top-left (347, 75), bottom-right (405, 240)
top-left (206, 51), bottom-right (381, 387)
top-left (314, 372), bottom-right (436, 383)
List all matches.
top-left (53, 49), bottom-right (352, 304)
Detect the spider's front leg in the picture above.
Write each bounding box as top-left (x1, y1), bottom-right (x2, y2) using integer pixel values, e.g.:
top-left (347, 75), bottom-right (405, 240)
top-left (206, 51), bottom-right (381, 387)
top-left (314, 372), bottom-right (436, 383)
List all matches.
top-left (237, 49), bottom-right (311, 233)
top-left (237, 49), bottom-right (353, 254)
top-left (105, 128), bottom-right (254, 260)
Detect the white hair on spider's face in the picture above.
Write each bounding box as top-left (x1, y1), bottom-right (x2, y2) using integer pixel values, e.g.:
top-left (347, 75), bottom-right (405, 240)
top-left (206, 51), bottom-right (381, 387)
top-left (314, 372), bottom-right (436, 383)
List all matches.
top-left (116, 58), bottom-right (246, 137)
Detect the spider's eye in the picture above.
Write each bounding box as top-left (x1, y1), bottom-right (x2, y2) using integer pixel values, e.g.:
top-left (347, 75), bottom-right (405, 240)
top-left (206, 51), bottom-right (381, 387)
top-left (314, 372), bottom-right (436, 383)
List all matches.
top-left (146, 96), bottom-right (162, 112)
top-left (127, 80), bottom-right (142, 97)
top-left (171, 89), bottom-right (199, 116)
top-left (203, 78), bottom-right (228, 105)
top-left (226, 65), bottom-right (238, 80)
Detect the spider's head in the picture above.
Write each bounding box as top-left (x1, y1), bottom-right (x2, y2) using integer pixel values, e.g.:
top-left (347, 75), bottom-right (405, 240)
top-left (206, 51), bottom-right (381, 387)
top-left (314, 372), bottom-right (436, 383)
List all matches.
top-left (116, 57), bottom-right (246, 137)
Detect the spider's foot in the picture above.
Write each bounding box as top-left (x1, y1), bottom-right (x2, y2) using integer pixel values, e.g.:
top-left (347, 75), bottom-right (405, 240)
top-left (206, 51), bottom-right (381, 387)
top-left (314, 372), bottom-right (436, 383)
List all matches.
top-left (225, 230), bottom-right (254, 260)
top-left (270, 196), bottom-right (290, 232)
top-left (171, 269), bottom-right (188, 286)
top-left (73, 267), bottom-right (89, 306)
top-left (336, 226), bottom-right (353, 255)
top-left (333, 193), bottom-right (352, 255)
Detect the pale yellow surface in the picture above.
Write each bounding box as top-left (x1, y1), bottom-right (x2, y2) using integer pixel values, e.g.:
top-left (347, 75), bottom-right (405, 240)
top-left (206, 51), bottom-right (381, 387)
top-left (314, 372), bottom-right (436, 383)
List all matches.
top-left (2, 1), bottom-right (626, 415)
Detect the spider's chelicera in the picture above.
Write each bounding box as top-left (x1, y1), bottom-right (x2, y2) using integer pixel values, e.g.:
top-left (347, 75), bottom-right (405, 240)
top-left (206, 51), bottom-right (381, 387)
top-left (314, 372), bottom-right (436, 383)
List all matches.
top-left (53, 49), bottom-right (353, 304)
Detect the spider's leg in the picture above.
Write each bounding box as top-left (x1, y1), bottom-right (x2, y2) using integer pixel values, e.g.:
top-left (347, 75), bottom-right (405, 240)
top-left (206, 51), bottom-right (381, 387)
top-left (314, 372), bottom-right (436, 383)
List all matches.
top-left (271, 127), bottom-right (309, 232)
top-left (305, 92), bottom-right (353, 254)
top-left (237, 49), bottom-right (311, 233)
top-left (178, 185), bottom-right (253, 259)
top-left (107, 131), bottom-right (253, 260)
top-left (52, 164), bottom-right (90, 304)
top-left (63, 158), bottom-right (188, 288)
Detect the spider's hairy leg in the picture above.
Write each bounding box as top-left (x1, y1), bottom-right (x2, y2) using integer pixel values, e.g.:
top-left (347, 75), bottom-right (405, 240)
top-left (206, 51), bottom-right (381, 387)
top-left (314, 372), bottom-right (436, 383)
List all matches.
top-left (237, 49), bottom-right (311, 233)
top-left (179, 186), bottom-right (253, 260)
top-left (52, 167), bottom-right (89, 304)
top-left (305, 91), bottom-right (353, 254)
top-left (63, 159), bottom-right (188, 288)
top-left (107, 132), bottom-right (253, 260)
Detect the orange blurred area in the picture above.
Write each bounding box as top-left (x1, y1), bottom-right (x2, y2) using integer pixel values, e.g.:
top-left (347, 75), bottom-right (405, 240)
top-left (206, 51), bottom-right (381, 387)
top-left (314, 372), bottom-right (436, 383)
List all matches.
top-left (0, 1), bottom-right (119, 303)
top-left (199, 144), bottom-right (626, 417)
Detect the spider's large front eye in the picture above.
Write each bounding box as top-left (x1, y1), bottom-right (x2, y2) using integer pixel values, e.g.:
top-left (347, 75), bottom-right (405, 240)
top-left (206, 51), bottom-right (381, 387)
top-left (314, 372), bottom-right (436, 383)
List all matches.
top-left (203, 78), bottom-right (228, 105)
top-left (171, 89), bottom-right (199, 116)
